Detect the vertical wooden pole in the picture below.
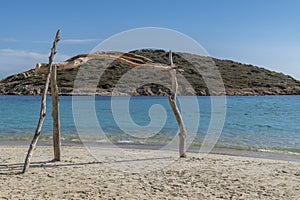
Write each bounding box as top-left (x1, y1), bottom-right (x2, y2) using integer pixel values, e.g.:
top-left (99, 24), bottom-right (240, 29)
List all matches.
top-left (168, 50), bottom-right (187, 157)
top-left (51, 63), bottom-right (61, 161)
top-left (22, 30), bottom-right (61, 173)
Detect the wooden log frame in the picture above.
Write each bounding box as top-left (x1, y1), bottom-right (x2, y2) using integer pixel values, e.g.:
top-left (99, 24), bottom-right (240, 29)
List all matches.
top-left (23, 30), bottom-right (61, 173)
top-left (23, 43), bottom-right (186, 173)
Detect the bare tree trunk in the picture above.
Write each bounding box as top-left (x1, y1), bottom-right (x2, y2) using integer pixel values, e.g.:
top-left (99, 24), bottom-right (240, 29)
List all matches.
top-left (51, 63), bottom-right (61, 161)
top-left (22, 30), bottom-right (61, 173)
top-left (168, 51), bottom-right (187, 157)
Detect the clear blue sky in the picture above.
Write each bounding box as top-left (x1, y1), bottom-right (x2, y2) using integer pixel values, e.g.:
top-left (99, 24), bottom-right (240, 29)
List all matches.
top-left (0, 0), bottom-right (299, 79)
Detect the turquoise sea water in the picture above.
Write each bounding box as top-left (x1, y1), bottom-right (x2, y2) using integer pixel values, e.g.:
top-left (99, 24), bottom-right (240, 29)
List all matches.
top-left (0, 95), bottom-right (299, 153)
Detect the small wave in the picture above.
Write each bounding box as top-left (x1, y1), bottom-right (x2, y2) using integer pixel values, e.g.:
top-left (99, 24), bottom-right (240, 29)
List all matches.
top-left (258, 148), bottom-right (300, 155)
top-left (253, 124), bottom-right (273, 129)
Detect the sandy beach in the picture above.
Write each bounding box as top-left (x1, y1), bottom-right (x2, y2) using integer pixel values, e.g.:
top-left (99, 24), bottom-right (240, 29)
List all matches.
top-left (0, 145), bottom-right (299, 200)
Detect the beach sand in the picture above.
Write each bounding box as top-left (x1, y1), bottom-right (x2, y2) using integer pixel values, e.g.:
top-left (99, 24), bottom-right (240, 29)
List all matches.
top-left (0, 145), bottom-right (299, 199)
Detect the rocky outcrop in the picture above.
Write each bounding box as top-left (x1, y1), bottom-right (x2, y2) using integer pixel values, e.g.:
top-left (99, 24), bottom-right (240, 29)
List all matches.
top-left (0, 70), bottom-right (43, 95)
top-left (225, 87), bottom-right (300, 96)
top-left (1, 50), bottom-right (300, 96)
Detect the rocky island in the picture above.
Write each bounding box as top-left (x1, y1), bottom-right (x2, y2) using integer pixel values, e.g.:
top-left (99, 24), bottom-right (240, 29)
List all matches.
top-left (0, 49), bottom-right (299, 96)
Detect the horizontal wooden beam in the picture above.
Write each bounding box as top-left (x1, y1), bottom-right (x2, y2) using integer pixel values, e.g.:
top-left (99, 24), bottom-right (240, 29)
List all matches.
top-left (35, 53), bottom-right (178, 72)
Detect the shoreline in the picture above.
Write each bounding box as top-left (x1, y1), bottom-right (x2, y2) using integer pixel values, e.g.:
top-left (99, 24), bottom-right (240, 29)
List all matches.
top-left (1, 139), bottom-right (299, 163)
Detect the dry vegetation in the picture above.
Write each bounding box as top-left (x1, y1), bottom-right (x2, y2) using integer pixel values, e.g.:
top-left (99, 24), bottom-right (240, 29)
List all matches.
top-left (1, 49), bottom-right (300, 96)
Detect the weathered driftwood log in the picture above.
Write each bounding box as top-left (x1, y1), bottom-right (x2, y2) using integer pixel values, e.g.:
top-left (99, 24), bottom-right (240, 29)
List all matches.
top-left (168, 50), bottom-right (187, 157)
top-left (23, 30), bottom-right (61, 173)
top-left (35, 52), bottom-right (174, 73)
top-left (51, 62), bottom-right (61, 161)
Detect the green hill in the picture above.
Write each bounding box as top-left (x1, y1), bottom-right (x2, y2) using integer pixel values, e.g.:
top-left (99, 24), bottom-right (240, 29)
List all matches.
top-left (0, 49), bottom-right (299, 96)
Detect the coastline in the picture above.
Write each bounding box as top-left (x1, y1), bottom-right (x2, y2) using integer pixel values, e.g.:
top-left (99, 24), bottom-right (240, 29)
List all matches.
top-left (1, 139), bottom-right (299, 163)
